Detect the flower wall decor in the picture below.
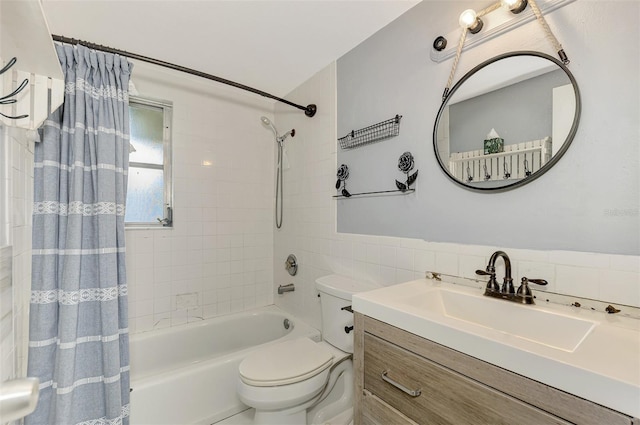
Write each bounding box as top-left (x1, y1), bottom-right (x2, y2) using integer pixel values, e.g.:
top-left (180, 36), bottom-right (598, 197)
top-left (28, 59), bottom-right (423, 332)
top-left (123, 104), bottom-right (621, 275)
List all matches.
top-left (396, 151), bottom-right (418, 191)
top-left (336, 164), bottom-right (351, 197)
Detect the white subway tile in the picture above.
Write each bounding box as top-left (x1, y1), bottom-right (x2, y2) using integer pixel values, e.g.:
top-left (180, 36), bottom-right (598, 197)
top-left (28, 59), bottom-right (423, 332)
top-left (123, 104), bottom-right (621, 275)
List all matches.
top-left (395, 268), bottom-right (415, 285)
top-left (396, 248), bottom-right (414, 271)
top-left (435, 251), bottom-right (458, 275)
top-left (609, 255), bottom-right (640, 273)
top-left (378, 266), bottom-right (396, 286)
top-left (552, 251), bottom-right (610, 269)
top-left (379, 246), bottom-right (396, 268)
top-left (366, 244), bottom-right (381, 264)
top-left (136, 315), bottom-right (154, 333)
top-left (353, 242), bottom-right (368, 262)
top-left (458, 255), bottom-right (486, 280)
top-left (555, 266), bottom-right (600, 299)
top-left (599, 269), bottom-right (640, 306)
top-left (414, 250), bottom-right (436, 273)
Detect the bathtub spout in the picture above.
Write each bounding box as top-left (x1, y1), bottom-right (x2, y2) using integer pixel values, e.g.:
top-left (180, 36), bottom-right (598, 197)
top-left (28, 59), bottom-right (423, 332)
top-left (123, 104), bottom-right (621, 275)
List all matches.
top-left (278, 284), bottom-right (295, 295)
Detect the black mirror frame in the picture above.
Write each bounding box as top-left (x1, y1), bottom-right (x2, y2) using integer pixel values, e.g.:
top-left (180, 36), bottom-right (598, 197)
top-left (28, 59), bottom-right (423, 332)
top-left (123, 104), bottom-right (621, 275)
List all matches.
top-left (433, 51), bottom-right (581, 192)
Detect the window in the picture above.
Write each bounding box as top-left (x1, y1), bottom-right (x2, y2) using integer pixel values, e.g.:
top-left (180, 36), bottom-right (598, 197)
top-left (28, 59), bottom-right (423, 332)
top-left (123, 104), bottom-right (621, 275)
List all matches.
top-left (125, 97), bottom-right (173, 227)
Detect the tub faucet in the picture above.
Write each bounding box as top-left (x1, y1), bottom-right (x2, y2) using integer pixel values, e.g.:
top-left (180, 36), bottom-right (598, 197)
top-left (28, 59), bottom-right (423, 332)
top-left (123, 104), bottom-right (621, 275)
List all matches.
top-left (476, 250), bottom-right (513, 295)
top-left (277, 283), bottom-right (295, 295)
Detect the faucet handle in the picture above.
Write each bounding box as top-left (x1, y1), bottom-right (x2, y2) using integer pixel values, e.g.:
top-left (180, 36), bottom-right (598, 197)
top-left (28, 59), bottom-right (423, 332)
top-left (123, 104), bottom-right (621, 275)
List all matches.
top-left (476, 269), bottom-right (500, 292)
top-left (527, 278), bottom-right (548, 286)
top-left (516, 277), bottom-right (548, 300)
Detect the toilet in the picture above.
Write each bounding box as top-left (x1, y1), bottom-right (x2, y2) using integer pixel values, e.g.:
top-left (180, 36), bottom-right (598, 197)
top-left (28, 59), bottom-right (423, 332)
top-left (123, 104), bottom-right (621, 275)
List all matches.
top-left (237, 275), bottom-right (379, 425)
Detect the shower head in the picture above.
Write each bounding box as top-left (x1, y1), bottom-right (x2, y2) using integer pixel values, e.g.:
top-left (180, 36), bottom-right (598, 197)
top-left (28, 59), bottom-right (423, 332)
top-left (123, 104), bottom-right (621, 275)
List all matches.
top-left (260, 116), bottom-right (277, 136)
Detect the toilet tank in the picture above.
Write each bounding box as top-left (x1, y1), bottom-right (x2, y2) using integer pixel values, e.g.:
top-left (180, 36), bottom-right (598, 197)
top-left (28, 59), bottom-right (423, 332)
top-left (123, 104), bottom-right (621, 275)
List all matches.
top-left (316, 275), bottom-right (380, 353)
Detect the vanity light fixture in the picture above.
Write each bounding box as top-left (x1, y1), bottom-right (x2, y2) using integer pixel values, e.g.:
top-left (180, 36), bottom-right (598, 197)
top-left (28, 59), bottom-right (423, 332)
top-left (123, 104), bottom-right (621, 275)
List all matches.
top-left (459, 9), bottom-right (484, 34)
top-left (431, 0), bottom-right (575, 65)
top-left (501, 0), bottom-right (528, 14)
top-left (438, 0), bottom-right (572, 101)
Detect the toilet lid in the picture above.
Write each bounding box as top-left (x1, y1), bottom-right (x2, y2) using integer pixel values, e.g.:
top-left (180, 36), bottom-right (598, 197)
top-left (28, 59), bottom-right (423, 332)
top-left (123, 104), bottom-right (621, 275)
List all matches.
top-left (239, 338), bottom-right (334, 387)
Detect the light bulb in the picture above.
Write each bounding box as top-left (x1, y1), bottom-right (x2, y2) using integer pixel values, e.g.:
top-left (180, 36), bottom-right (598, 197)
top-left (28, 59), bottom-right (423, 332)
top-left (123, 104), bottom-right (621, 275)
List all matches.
top-left (459, 9), bottom-right (477, 28)
top-left (501, 0), bottom-right (528, 14)
top-left (459, 9), bottom-right (483, 34)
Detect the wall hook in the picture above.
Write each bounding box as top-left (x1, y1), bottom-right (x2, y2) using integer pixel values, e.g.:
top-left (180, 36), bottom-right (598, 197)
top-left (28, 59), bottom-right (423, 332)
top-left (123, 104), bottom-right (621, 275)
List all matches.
top-left (503, 161), bottom-right (511, 179)
top-left (0, 57), bottom-right (30, 121)
top-left (0, 79), bottom-right (29, 101)
top-left (524, 158), bottom-right (532, 177)
top-left (483, 164), bottom-right (491, 180)
top-left (0, 57), bottom-right (17, 76)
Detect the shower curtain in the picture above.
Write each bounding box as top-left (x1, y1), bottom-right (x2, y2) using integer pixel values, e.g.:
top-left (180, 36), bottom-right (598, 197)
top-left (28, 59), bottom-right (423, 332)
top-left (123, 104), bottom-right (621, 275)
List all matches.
top-left (26, 44), bottom-right (132, 425)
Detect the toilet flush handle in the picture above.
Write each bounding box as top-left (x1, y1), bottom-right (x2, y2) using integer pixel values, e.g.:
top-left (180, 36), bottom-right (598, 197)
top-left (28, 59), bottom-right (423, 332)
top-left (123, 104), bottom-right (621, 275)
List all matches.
top-left (344, 325), bottom-right (354, 334)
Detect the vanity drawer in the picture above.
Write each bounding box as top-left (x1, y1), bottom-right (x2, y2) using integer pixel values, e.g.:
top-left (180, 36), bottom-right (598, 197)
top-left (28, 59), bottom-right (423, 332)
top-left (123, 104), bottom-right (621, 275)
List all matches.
top-left (362, 389), bottom-right (418, 425)
top-left (363, 333), bottom-right (571, 425)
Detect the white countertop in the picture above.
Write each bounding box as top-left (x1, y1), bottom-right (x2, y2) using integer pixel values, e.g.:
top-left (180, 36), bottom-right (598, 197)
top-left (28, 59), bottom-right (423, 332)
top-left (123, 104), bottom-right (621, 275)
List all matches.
top-left (352, 278), bottom-right (640, 418)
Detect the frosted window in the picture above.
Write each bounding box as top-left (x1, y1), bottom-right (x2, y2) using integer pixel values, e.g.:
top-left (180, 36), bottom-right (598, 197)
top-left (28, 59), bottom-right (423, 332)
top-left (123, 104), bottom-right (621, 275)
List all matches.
top-left (125, 98), bottom-right (172, 226)
top-left (129, 104), bottom-right (164, 165)
top-left (125, 167), bottom-right (164, 223)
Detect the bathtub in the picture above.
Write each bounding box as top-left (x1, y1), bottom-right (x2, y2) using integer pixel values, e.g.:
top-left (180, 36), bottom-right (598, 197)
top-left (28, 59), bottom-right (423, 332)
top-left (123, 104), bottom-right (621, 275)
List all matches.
top-left (129, 305), bottom-right (320, 425)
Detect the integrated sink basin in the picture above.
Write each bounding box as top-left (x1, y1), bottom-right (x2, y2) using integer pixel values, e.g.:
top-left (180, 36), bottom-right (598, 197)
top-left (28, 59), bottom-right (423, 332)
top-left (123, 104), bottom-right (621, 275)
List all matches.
top-left (353, 278), bottom-right (640, 419)
top-left (397, 287), bottom-right (597, 352)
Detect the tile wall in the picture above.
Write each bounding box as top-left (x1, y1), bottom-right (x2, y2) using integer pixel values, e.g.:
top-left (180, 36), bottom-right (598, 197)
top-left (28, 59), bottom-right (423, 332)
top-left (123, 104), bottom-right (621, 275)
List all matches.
top-left (0, 126), bottom-right (34, 380)
top-left (273, 64), bottom-right (640, 331)
top-left (125, 63), bottom-right (276, 333)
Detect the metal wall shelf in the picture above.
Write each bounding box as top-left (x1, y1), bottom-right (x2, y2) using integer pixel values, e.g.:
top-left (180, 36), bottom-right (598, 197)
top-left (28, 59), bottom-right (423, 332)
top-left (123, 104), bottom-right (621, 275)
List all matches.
top-left (339, 114), bottom-right (402, 150)
top-left (333, 188), bottom-right (415, 199)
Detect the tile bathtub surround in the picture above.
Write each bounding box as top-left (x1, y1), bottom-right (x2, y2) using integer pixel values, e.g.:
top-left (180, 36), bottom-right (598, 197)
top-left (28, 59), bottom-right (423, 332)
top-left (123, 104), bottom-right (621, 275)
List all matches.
top-left (272, 64), bottom-right (640, 331)
top-left (124, 63), bottom-right (275, 334)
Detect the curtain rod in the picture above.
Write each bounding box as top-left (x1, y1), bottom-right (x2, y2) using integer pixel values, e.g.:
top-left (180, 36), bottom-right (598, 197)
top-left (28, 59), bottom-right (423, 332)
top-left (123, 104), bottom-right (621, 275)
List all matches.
top-left (51, 34), bottom-right (317, 118)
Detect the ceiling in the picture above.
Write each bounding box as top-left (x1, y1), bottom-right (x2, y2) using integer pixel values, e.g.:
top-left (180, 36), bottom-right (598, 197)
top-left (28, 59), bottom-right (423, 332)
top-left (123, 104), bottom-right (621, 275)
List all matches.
top-left (41, 0), bottom-right (421, 98)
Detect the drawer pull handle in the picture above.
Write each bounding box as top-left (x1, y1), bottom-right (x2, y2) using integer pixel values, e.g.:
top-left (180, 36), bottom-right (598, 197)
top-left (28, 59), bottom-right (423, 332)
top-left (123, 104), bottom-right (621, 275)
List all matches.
top-left (381, 370), bottom-right (421, 397)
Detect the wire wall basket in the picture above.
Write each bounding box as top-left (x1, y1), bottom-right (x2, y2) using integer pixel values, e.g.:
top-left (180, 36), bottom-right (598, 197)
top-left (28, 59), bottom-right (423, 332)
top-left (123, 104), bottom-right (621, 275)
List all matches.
top-left (339, 114), bottom-right (402, 150)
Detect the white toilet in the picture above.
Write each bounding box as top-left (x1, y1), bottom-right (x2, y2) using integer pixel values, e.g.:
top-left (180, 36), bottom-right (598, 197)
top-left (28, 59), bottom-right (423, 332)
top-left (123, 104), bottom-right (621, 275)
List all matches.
top-left (237, 275), bottom-right (379, 425)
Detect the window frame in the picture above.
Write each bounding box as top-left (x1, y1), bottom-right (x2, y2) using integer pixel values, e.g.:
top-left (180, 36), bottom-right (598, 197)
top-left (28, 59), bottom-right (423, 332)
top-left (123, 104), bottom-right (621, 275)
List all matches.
top-left (126, 96), bottom-right (173, 228)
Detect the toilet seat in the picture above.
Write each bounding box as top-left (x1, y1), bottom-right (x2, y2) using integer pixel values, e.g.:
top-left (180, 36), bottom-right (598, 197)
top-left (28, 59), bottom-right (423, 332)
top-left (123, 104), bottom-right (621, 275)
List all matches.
top-left (239, 338), bottom-right (334, 387)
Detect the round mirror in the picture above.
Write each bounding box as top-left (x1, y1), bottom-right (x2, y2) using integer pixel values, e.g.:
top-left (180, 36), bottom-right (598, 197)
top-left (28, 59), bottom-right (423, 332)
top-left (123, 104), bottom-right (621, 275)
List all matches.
top-left (433, 51), bottom-right (581, 191)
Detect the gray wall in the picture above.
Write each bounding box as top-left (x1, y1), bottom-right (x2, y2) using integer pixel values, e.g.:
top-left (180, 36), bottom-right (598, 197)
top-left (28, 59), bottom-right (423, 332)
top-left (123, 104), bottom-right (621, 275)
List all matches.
top-left (336, 1), bottom-right (639, 255)
top-left (449, 69), bottom-right (567, 153)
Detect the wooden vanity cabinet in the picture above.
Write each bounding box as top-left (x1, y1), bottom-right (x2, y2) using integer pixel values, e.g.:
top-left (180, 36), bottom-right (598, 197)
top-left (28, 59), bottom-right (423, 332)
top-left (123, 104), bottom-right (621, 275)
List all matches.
top-left (354, 313), bottom-right (637, 425)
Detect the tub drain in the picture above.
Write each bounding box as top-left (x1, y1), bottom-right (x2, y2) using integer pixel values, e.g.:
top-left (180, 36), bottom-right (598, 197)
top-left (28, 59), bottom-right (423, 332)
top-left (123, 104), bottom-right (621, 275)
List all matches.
top-left (283, 318), bottom-right (292, 330)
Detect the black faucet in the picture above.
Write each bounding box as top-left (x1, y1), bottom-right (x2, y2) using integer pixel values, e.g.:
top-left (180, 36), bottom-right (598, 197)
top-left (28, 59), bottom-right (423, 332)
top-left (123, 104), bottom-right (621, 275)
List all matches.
top-left (476, 250), bottom-right (514, 294)
top-left (476, 251), bottom-right (548, 304)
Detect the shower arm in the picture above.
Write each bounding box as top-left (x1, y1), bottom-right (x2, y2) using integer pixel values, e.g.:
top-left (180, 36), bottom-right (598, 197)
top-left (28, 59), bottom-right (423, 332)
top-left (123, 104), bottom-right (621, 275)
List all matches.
top-left (52, 35), bottom-right (317, 118)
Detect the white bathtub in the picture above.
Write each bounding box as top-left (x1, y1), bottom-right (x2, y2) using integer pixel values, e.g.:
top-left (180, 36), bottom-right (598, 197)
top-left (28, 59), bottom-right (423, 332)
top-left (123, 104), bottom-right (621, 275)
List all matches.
top-left (129, 305), bottom-right (320, 425)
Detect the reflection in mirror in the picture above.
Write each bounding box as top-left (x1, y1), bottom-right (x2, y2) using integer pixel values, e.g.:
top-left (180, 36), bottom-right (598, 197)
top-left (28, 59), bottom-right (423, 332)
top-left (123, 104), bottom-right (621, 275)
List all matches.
top-left (434, 51), bottom-right (581, 191)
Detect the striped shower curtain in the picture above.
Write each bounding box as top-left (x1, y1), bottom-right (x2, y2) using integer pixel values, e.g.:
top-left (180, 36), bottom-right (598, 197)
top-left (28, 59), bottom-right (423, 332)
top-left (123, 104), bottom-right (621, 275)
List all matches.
top-left (26, 44), bottom-right (132, 425)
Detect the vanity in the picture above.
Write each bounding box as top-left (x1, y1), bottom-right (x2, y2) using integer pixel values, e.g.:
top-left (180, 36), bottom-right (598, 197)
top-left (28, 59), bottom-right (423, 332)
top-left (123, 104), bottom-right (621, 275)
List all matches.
top-left (352, 278), bottom-right (640, 425)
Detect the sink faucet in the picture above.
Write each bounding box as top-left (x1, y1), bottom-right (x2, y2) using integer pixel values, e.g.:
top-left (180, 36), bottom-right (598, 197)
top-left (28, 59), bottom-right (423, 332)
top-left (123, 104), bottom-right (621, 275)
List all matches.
top-left (476, 250), bottom-right (514, 294)
top-left (476, 251), bottom-right (548, 304)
